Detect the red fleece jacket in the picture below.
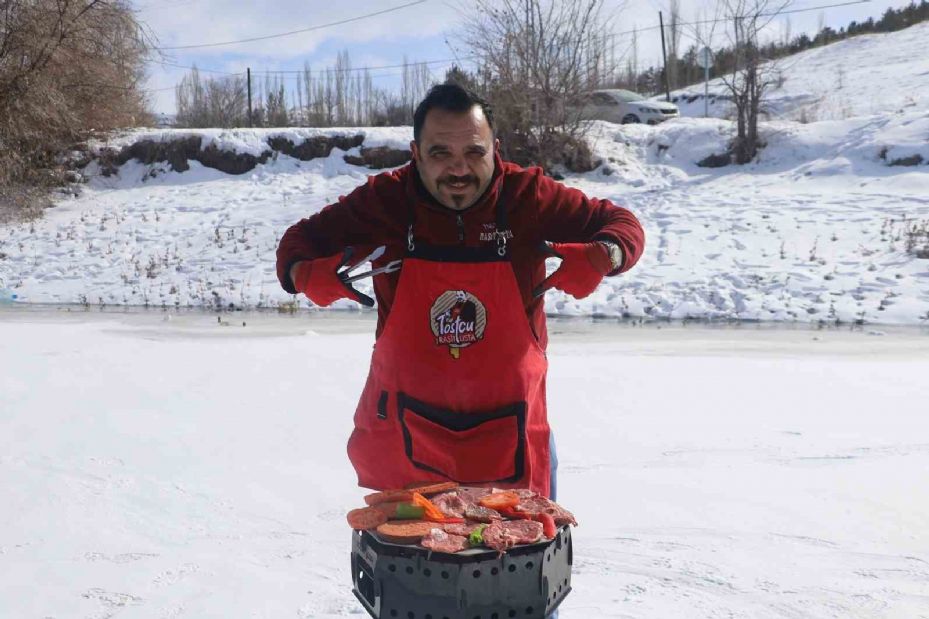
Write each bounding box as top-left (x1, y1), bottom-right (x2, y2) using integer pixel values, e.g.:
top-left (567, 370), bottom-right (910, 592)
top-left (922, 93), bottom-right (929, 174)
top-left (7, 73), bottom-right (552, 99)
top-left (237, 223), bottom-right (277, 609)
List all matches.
top-left (276, 153), bottom-right (645, 349)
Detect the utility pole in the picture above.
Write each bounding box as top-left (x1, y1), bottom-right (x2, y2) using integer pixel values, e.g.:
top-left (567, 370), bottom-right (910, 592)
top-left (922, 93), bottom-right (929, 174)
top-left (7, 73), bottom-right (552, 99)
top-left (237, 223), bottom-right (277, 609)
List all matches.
top-left (247, 67), bottom-right (253, 127)
top-left (659, 11), bottom-right (671, 102)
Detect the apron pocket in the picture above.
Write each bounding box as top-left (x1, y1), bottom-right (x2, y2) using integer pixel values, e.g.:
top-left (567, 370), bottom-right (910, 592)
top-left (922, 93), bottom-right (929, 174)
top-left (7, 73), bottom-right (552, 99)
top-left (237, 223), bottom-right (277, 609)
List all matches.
top-left (397, 392), bottom-right (526, 484)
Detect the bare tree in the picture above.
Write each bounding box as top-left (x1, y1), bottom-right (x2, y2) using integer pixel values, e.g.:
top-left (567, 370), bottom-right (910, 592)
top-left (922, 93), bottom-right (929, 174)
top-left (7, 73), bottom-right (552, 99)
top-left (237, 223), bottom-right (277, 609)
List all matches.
top-left (626, 26), bottom-right (639, 88)
top-left (0, 0), bottom-right (152, 210)
top-left (718, 0), bottom-right (789, 163)
top-left (207, 76), bottom-right (247, 128)
top-left (303, 62), bottom-right (316, 125)
top-left (397, 58), bottom-right (436, 124)
top-left (458, 0), bottom-right (614, 171)
top-left (334, 49), bottom-right (350, 125)
top-left (667, 0), bottom-right (683, 90)
top-left (264, 74), bottom-right (288, 126)
top-left (319, 68), bottom-right (335, 125)
top-left (175, 66), bottom-right (206, 127)
top-left (782, 16), bottom-right (792, 46)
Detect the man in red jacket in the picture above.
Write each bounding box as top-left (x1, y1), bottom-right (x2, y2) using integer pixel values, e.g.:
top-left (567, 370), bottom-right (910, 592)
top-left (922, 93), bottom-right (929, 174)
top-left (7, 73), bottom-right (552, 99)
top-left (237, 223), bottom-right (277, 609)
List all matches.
top-left (276, 84), bottom-right (644, 501)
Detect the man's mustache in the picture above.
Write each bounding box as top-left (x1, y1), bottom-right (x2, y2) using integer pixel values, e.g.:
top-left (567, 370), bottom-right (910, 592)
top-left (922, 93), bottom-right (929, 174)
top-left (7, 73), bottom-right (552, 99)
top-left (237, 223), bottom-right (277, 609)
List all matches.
top-left (439, 174), bottom-right (478, 186)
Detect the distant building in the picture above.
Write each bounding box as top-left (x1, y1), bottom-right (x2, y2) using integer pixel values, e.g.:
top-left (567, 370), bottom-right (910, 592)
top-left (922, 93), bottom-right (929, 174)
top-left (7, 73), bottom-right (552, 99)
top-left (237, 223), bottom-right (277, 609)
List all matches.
top-left (154, 113), bottom-right (177, 128)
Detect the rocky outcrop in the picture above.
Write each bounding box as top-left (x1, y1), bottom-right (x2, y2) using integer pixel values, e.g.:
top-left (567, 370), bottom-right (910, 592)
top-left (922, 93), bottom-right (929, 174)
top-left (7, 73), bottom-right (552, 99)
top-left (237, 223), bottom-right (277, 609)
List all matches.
top-left (99, 136), bottom-right (271, 176)
top-left (343, 145), bottom-right (411, 168)
top-left (268, 134), bottom-right (365, 160)
top-left (97, 133), bottom-right (410, 176)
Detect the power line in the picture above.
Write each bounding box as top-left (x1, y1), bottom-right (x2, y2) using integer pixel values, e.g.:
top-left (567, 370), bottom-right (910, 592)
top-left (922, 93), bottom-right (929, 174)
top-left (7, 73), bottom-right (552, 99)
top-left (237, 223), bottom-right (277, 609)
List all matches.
top-left (681, 0), bottom-right (870, 28)
top-left (155, 0), bottom-right (428, 51)
top-left (149, 55), bottom-right (473, 79)
top-left (669, 0), bottom-right (872, 47)
top-left (147, 84), bottom-right (182, 92)
top-left (601, 0), bottom-right (871, 41)
top-left (149, 0), bottom-right (872, 94)
top-left (153, 59), bottom-right (244, 75)
top-left (135, 0), bottom-right (207, 12)
top-left (249, 55), bottom-right (478, 76)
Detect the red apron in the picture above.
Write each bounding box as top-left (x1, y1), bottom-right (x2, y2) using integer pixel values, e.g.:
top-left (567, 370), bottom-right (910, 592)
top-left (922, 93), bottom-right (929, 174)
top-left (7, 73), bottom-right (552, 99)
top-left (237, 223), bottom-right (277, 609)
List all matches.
top-left (347, 201), bottom-right (551, 497)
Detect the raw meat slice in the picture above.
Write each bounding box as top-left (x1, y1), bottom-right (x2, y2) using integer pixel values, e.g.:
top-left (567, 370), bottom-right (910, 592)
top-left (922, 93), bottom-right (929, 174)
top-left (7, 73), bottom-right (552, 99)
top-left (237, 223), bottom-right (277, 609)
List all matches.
top-left (482, 520), bottom-right (543, 552)
top-left (420, 528), bottom-right (469, 553)
top-left (457, 487), bottom-right (493, 502)
top-left (464, 504), bottom-right (503, 523)
top-left (443, 522), bottom-right (482, 537)
top-left (431, 491), bottom-right (467, 518)
top-left (516, 496), bottom-right (577, 526)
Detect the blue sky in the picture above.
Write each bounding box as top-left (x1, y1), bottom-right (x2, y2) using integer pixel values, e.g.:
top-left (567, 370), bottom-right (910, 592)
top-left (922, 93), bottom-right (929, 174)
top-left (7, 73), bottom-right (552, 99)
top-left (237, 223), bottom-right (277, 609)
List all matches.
top-left (141, 0), bottom-right (916, 114)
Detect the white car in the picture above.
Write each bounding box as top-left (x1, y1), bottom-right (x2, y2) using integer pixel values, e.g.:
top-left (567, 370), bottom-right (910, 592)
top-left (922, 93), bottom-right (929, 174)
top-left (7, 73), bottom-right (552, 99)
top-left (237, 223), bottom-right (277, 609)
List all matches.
top-left (577, 89), bottom-right (679, 125)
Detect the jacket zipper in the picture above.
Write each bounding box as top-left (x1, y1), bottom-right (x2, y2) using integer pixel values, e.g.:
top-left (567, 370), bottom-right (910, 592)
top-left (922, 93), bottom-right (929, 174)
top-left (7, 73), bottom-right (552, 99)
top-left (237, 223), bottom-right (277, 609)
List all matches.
top-left (456, 214), bottom-right (465, 244)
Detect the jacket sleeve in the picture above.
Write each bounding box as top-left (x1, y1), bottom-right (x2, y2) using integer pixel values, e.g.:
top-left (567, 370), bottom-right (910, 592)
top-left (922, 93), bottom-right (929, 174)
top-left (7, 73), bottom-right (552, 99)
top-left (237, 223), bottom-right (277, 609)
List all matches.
top-left (533, 170), bottom-right (645, 274)
top-left (275, 174), bottom-right (402, 293)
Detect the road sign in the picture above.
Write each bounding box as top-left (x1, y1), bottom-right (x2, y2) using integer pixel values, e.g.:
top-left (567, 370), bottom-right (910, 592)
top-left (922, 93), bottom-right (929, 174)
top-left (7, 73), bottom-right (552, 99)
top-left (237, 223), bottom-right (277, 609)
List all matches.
top-left (697, 46), bottom-right (713, 69)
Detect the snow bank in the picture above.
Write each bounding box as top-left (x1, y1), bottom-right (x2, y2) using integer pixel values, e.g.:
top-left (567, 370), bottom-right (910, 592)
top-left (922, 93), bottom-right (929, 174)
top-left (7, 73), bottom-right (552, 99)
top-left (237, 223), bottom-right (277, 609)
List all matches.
top-left (91, 126), bottom-right (413, 158)
top-left (2, 109), bottom-right (927, 324)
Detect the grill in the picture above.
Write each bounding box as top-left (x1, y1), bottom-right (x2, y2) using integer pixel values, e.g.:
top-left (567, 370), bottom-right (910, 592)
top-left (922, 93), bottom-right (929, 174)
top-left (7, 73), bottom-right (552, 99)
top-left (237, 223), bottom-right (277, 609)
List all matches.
top-left (351, 525), bottom-right (573, 619)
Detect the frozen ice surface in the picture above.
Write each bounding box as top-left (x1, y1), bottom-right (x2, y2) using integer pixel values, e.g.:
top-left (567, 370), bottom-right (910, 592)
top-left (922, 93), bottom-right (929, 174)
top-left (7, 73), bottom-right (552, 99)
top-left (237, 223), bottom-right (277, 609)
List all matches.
top-left (1, 308), bottom-right (927, 617)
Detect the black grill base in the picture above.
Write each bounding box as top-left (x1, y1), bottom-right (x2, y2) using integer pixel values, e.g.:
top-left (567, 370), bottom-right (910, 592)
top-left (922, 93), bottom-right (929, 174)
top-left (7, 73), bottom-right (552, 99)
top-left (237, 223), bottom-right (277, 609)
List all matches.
top-left (351, 526), bottom-right (573, 619)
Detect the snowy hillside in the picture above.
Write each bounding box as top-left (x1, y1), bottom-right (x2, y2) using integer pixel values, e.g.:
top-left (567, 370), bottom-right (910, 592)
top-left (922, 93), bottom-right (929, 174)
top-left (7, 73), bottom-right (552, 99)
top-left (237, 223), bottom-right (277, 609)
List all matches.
top-left (1, 25), bottom-right (928, 324)
top-left (667, 21), bottom-right (929, 122)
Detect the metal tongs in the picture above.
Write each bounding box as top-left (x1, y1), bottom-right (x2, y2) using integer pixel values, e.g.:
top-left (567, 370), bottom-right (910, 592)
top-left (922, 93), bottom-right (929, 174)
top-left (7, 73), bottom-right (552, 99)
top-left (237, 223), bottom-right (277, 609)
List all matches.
top-left (337, 245), bottom-right (403, 284)
top-left (332, 245), bottom-right (402, 307)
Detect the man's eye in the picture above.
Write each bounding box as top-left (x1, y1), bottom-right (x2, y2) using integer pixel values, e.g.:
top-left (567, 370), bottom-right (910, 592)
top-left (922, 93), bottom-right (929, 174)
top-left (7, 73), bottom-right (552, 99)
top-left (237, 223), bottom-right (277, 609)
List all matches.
top-left (467, 150), bottom-right (486, 158)
top-left (431, 152), bottom-right (449, 159)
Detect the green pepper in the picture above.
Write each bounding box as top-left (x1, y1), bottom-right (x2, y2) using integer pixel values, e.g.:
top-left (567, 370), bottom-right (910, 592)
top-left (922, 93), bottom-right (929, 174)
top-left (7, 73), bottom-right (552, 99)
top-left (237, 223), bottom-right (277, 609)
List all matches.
top-left (394, 503), bottom-right (425, 520)
top-left (468, 524), bottom-right (488, 547)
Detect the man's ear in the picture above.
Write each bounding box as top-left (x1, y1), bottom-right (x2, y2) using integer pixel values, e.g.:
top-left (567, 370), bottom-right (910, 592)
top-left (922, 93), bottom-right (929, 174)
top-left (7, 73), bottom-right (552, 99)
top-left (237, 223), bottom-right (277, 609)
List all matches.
top-left (493, 138), bottom-right (500, 153)
top-left (410, 140), bottom-right (420, 162)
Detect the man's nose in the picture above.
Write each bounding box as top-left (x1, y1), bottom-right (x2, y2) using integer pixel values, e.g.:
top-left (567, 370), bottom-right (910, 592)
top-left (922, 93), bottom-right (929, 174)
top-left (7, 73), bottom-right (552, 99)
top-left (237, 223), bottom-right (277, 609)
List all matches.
top-left (446, 154), bottom-right (469, 175)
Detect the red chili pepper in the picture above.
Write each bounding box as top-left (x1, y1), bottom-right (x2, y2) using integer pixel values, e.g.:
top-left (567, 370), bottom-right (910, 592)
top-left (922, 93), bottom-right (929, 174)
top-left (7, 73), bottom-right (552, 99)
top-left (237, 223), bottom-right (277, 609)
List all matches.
top-left (533, 513), bottom-right (557, 538)
top-left (498, 506), bottom-right (531, 520)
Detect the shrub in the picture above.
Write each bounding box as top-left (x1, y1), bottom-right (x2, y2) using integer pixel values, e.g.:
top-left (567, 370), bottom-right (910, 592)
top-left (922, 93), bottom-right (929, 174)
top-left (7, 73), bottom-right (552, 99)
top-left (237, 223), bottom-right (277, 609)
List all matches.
top-left (0, 0), bottom-right (152, 219)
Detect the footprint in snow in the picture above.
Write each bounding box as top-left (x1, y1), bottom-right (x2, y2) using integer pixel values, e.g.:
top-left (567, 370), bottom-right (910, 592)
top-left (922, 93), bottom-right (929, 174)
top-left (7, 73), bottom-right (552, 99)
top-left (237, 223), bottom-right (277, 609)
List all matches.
top-left (81, 588), bottom-right (142, 608)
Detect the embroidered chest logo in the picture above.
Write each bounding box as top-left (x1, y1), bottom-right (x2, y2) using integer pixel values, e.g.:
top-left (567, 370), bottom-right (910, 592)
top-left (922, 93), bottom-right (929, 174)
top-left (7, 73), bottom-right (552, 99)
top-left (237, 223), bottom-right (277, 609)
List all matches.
top-left (479, 224), bottom-right (514, 242)
top-left (429, 290), bottom-right (487, 359)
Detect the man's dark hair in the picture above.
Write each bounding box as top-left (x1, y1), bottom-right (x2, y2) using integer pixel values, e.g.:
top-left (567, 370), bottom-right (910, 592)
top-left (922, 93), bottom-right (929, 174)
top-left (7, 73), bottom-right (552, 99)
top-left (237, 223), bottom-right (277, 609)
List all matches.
top-left (412, 83), bottom-right (494, 144)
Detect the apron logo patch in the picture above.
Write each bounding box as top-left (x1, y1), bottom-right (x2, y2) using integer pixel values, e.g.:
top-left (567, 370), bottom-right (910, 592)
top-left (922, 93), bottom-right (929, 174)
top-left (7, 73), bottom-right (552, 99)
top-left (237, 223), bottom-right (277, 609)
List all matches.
top-left (429, 290), bottom-right (487, 359)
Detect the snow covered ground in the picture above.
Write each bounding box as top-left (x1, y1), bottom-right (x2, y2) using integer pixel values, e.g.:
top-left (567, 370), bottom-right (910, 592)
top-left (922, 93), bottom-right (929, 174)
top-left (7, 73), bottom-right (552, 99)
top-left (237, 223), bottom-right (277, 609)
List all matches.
top-left (2, 24), bottom-right (928, 324)
top-left (2, 106), bottom-right (926, 324)
top-left (2, 308), bottom-right (928, 618)
top-left (2, 20), bottom-right (928, 619)
top-left (2, 24), bottom-right (928, 323)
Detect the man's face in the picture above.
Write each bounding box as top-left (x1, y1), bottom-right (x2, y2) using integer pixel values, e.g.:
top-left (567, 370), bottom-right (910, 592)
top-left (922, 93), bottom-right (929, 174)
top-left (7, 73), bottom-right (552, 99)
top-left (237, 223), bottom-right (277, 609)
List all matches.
top-left (410, 105), bottom-right (498, 211)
